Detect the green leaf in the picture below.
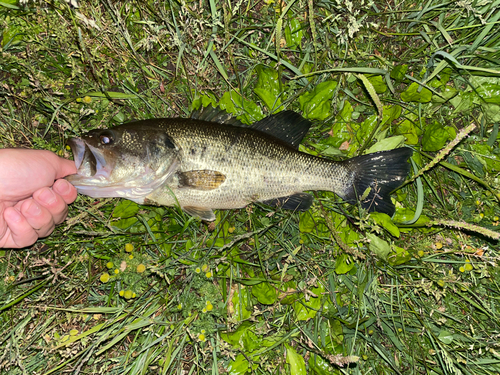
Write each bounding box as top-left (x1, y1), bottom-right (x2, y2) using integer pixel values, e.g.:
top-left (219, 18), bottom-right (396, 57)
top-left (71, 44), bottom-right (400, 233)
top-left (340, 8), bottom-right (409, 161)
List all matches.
top-left (366, 233), bottom-right (391, 261)
top-left (470, 144), bottom-right (500, 173)
top-left (387, 245), bottom-right (411, 266)
top-left (401, 82), bottom-right (432, 103)
top-left (298, 81), bottom-right (337, 120)
top-left (254, 65), bottom-right (282, 111)
top-left (252, 281), bottom-right (277, 304)
top-left (450, 91), bottom-right (475, 115)
top-left (293, 283), bottom-right (324, 321)
top-left (285, 18), bottom-right (303, 48)
top-left (390, 65), bottom-right (408, 82)
top-left (285, 344), bottom-right (307, 375)
top-left (219, 90), bottom-right (265, 124)
top-left (394, 117), bottom-right (422, 145)
top-left (369, 212), bottom-right (400, 237)
top-left (366, 136), bottom-right (406, 154)
top-left (335, 253), bottom-right (354, 275)
top-left (476, 83), bottom-right (500, 104)
top-left (438, 330), bottom-right (454, 345)
top-left (308, 355), bottom-right (336, 375)
top-left (367, 74), bottom-right (387, 94)
top-left (422, 121), bottom-right (456, 152)
top-left (111, 217), bottom-right (139, 230)
top-left (221, 321), bottom-right (261, 351)
top-left (299, 211), bottom-right (315, 233)
top-left (227, 353), bottom-right (258, 375)
top-left (112, 200), bottom-right (140, 219)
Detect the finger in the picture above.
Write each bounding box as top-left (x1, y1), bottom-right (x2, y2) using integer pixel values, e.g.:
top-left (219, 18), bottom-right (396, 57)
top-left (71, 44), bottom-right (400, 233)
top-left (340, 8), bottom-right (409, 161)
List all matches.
top-left (39, 151), bottom-right (77, 179)
top-left (32, 187), bottom-right (69, 226)
top-left (2, 206), bottom-right (39, 248)
top-left (0, 202), bottom-right (8, 241)
top-left (19, 199), bottom-right (56, 238)
top-left (52, 179), bottom-right (78, 205)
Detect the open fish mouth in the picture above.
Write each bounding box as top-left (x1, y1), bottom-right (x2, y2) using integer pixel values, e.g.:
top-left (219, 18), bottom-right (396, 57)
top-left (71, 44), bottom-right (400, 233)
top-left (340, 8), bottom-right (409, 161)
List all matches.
top-left (66, 138), bottom-right (111, 180)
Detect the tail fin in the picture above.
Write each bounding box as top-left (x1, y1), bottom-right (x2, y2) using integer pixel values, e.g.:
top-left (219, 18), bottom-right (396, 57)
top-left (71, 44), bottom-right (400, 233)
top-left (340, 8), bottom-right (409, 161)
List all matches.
top-left (341, 148), bottom-right (413, 216)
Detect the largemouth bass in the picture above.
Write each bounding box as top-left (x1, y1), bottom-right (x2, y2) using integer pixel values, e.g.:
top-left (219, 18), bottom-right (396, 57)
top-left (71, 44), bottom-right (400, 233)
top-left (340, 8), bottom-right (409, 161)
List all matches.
top-left (66, 107), bottom-right (412, 221)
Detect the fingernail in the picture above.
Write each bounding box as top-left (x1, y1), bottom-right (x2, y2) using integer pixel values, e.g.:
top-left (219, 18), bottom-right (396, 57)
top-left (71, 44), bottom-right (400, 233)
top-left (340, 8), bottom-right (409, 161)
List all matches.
top-left (39, 189), bottom-right (57, 205)
top-left (56, 179), bottom-right (71, 195)
top-left (26, 201), bottom-right (42, 216)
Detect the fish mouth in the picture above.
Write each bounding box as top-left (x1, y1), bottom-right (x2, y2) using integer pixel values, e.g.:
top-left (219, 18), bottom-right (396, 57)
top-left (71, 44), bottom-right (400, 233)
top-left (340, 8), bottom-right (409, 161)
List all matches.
top-left (66, 138), bottom-right (112, 181)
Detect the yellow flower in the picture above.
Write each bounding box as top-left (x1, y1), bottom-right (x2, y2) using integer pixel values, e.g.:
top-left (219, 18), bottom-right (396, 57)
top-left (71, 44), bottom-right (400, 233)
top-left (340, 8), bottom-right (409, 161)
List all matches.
top-left (100, 273), bottom-right (110, 283)
top-left (435, 242), bottom-right (443, 250)
top-left (129, 254), bottom-right (134, 260)
top-left (119, 290), bottom-right (125, 296)
top-left (198, 333), bottom-right (206, 342)
top-left (228, 227), bottom-right (235, 233)
top-left (201, 264), bottom-right (209, 272)
top-left (459, 266), bottom-right (465, 273)
top-left (417, 250), bottom-right (424, 257)
top-left (195, 267), bottom-right (201, 274)
top-left (137, 264), bottom-right (146, 273)
top-left (124, 290), bottom-right (134, 299)
top-left (202, 308), bottom-right (207, 313)
top-left (177, 303), bottom-right (182, 310)
top-left (206, 302), bottom-right (213, 312)
top-left (106, 262), bottom-right (114, 269)
top-left (82, 96), bottom-right (92, 104)
top-left (205, 271), bottom-right (212, 278)
top-left (464, 263), bottom-right (473, 272)
top-left (125, 243), bottom-right (134, 252)
top-left (114, 269), bottom-right (119, 274)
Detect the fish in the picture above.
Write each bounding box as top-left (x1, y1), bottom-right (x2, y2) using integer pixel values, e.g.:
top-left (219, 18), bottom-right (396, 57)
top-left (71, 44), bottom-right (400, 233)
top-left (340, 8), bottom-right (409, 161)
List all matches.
top-left (66, 106), bottom-right (413, 221)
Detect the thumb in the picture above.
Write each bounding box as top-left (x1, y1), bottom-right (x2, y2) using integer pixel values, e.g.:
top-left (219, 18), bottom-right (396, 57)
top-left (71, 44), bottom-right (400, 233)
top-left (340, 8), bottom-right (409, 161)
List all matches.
top-left (54, 157), bottom-right (78, 179)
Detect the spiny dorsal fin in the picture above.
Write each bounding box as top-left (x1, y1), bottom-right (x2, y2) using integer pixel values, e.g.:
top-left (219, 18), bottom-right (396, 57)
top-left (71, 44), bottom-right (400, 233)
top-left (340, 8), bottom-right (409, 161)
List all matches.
top-left (190, 105), bottom-right (244, 127)
top-left (191, 105), bottom-right (312, 149)
top-left (178, 170), bottom-right (226, 190)
top-left (250, 111), bottom-right (312, 149)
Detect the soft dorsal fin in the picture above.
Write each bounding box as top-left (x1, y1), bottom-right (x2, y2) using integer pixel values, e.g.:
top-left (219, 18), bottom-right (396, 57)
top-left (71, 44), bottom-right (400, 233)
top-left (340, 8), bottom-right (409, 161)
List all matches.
top-left (250, 111), bottom-right (312, 149)
top-left (190, 105), bottom-right (244, 127)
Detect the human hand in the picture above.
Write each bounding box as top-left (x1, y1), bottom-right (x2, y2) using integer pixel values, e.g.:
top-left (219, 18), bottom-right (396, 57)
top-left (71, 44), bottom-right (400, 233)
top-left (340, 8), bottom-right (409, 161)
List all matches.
top-left (0, 149), bottom-right (78, 248)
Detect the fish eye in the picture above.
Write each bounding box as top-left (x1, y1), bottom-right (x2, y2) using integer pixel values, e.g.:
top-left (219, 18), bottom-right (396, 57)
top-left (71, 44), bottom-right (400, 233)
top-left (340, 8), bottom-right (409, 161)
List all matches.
top-left (99, 131), bottom-right (114, 145)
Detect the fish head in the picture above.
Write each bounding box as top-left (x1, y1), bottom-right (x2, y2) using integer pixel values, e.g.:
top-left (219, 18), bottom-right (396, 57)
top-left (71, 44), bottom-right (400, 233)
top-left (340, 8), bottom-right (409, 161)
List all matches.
top-left (66, 125), bottom-right (179, 202)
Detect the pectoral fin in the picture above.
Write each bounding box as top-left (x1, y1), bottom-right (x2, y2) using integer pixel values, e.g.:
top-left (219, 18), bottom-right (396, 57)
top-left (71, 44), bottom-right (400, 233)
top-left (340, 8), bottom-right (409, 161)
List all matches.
top-left (262, 193), bottom-right (313, 211)
top-left (182, 206), bottom-right (216, 221)
top-left (178, 170), bottom-right (226, 190)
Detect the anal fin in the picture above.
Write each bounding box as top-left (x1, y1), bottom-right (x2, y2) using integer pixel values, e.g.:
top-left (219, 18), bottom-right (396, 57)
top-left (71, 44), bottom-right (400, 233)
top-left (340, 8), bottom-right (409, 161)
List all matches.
top-left (262, 193), bottom-right (313, 211)
top-left (182, 206), bottom-right (216, 221)
top-left (178, 170), bottom-right (226, 190)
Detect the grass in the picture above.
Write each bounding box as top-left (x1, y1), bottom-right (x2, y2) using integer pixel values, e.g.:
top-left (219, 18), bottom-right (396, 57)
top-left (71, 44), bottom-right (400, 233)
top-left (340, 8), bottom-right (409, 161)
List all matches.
top-left (1, 0), bottom-right (500, 374)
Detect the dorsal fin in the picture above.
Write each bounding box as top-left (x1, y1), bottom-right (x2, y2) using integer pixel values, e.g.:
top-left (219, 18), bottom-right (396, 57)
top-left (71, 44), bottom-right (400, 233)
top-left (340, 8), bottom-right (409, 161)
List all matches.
top-left (250, 111), bottom-right (312, 149)
top-left (190, 105), bottom-right (244, 127)
top-left (191, 106), bottom-right (312, 148)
